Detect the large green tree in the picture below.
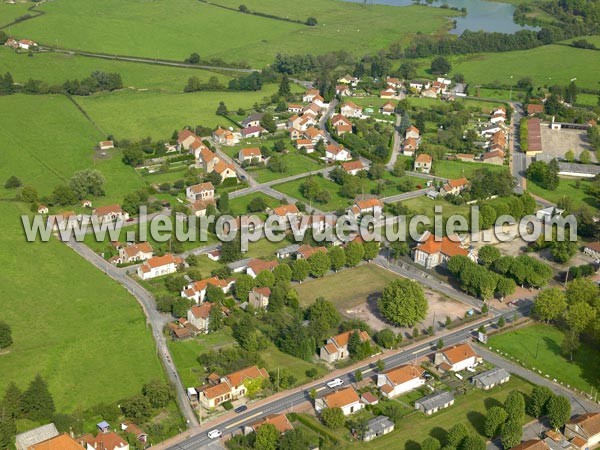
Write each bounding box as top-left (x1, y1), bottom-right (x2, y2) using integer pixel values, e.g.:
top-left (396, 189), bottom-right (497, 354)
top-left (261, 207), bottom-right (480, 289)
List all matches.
top-left (307, 251), bottom-right (330, 278)
top-left (21, 375), bottom-right (55, 422)
top-left (484, 406), bottom-right (508, 438)
top-left (321, 407), bottom-right (345, 429)
top-left (533, 288), bottom-right (567, 322)
top-left (0, 322), bottom-right (12, 349)
top-left (291, 259), bottom-right (310, 282)
top-left (504, 391), bottom-right (525, 424)
top-left (500, 420), bottom-right (523, 449)
top-left (546, 395), bottom-right (571, 429)
top-left (378, 279), bottom-right (427, 327)
top-left (527, 385), bottom-right (553, 418)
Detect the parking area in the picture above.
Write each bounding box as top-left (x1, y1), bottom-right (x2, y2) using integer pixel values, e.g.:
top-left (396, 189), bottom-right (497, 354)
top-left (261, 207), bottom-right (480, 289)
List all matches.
top-left (540, 126), bottom-right (596, 162)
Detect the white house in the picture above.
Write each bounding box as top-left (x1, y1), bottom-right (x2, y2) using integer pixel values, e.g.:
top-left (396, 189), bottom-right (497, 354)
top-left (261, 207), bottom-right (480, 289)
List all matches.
top-left (434, 343), bottom-right (480, 372)
top-left (377, 364), bottom-right (425, 398)
top-left (238, 147), bottom-right (262, 163)
top-left (315, 387), bottom-right (363, 416)
top-left (92, 204), bottom-right (128, 223)
top-left (118, 242), bottom-right (154, 264)
top-left (341, 160), bottom-right (366, 176)
top-left (186, 182), bottom-right (215, 202)
top-left (326, 144), bottom-right (351, 161)
top-left (340, 101), bottom-right (362, 118)
top-left (564, 413), bottom-right (600, 449)
top-left (302, 89), bottom-right (320, 103)
top-left (181, 277), bottom-right (233, 303)
top-left (137, 254), bottom-right (182, 280)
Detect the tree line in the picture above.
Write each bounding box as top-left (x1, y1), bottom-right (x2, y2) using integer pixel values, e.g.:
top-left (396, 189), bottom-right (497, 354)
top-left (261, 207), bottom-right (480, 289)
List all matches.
top-left (0, 70), bottom-right (122, 96)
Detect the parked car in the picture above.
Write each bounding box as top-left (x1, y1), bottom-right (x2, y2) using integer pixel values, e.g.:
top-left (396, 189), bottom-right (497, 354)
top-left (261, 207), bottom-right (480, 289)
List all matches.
top-left (207, 429), bottom-right (222, 439)
top-left (234, 405), bottom-right (248, 414)
top-left (327, 378), bottom-right (344, 389)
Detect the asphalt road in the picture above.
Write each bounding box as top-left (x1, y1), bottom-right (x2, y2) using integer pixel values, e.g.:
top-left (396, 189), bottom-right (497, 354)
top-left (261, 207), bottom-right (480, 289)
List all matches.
top-left (166, 303), bottom-right (534, 450)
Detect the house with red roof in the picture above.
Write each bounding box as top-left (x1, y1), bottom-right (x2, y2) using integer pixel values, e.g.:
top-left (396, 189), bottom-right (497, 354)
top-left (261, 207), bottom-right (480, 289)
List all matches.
top-left (303, 89), bottom-right (320, 103)
top-left (92, 204), bottom-right (128, 223)
top-left (440, 178), bottom-right (468, 196)
top-left (380, 101), bottom-right (396, 115)
top-left (405, 125), bottom-right (420, 140)
top-left (137, 254), bottom-right (183, 280)
top-left (248, 287), bottom-right (271, 309)
top-left (412, 234), bottom-right (472, 269)
top-left (78, 431), bottom-right (128, 450)
top-left (117, 242), bottom-right (154, 264)
top-left (414, 153), bottom-right (432, 174)
top-left (565, 413), bottom-right (600, 448)
top-left (178, 129), bottom-right (199, 150)
top-left (380, 88), bottom-right (397, 99)
top-left (196, 365), bottom-right (269, 409)
top-left (326, 144), bottom-right (351, 161)
top-left (342, 160), bottom-right (366, 175)
top-left (238, 147), bottom-right (262, 163)
top-left (349, 198), bottom-right (384, 216)
top-left (246, 414), bottom-right (293, 435)
top-left (434, 343), bottom-right (480, 372)
top-left (180, 276), bottom-right (234, 303)
top-left (319, 330), bottom-right (371, 363)
top-left (186, 302), bottom-right (215, 333)
top-left (247, 259), bottom-right (279, 278)
top-left (315, 386), bottom-right (363, 416)
top-left (241, 126), bottom-right (267, 139)
top-left (377, 364), bottom-right (425, 398)
top-left (340, 101), bottom-right (363, 118)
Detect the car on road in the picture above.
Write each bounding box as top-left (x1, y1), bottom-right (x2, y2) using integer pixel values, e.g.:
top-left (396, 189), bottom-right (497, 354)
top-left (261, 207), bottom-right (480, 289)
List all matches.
top-left (327, 378), bottom-right (344, 388)
top-left (207, 429), bottom-right (222, 439)
top-left (234, 405), bottom-right (248, 413)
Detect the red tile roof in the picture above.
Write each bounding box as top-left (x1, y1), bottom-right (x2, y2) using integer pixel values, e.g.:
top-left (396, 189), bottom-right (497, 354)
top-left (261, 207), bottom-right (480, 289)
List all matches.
top-left (383, 364), bottom-right (424, 386)
top-left (322, 387), bottom-right (360, 408)
top-left (441, 343), bottom-right (478, 364)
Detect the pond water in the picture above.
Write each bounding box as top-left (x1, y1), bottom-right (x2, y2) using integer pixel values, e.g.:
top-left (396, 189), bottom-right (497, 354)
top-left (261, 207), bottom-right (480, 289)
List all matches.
top-left (344, 0), bottom-right (539, 35)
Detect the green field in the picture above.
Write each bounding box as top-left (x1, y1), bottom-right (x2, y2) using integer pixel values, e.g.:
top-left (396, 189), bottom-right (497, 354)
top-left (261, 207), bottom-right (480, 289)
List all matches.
top-left (250, 154), bottom-right (323, 183)
top-left (400, 195), bottom-right (470, 220)
top-left (0, 2), bottom-right (32, 26)
top-left (0, 94), bottom-right (145, 201)
top-left (448, 45), bottom-right (600, 90)
top-left (274, 176), bottom-right (352, 212)
top-left (7, 0), bottom-right (456, 66)
top-left (0, 49), bottom-right (231, 92)
top-left (229, 192), bottom-right (280, 216)
top-left (0, 202), bottom-right (164, 412)
top-left (76, 85), bottom-right (282, 139)
top-left (527, 177), bottom-right (598, 210)
top-left (489, 323), bottom-right (600, 393)
top-left (295, 264), bottom-right (400, 308)
top-left (433, 160), bottom-right (509, 179)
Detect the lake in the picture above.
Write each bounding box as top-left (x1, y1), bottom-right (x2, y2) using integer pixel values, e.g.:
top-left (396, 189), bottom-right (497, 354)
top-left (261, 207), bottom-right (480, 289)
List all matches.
top-left (344, 0), bottom-right (539, 35)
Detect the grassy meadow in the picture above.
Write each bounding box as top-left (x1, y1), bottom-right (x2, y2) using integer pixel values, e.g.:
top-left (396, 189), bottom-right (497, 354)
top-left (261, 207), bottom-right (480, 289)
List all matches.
top-left (526, 177), bottom-right (598, 210)
top-left (0, 202), bottom-right (164, 412)
top-left (489, 323), bottom-right (600, 393)
top-left (0, 94), bottom-right (145, 201)
top-left (294, 264), bottom-right (400, 308)
top-left (0, 49), bottom-right (231, 92)
top-left (76, 84), bottom-right (283, 139)
top-left (274, 175), bottom-right (352, 212)
top-left (0, 1), bottom-right (32, 26)
top-left (7, 0), bottom-right (455, 66)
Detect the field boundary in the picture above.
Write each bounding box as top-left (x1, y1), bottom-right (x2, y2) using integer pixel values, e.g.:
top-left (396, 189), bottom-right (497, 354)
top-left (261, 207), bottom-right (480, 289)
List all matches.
top-left (0, 1), bottom-right (45, 31)
top-left (64, 94), bottom-right (107, 136)
top-left (197, 0), bottom-right (309, 26)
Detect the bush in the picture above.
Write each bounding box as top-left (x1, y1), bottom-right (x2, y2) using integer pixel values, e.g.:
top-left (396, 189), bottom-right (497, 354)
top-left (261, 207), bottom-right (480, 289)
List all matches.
top-left (222, 401), bottom-right (234, 410)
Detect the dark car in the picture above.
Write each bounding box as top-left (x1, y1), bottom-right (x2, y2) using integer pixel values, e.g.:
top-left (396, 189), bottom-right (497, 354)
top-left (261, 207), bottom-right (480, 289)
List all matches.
top-left (234, 405), bottom-right (248, 414)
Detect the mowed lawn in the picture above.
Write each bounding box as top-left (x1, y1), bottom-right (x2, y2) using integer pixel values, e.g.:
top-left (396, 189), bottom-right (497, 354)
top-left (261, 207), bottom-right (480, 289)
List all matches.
top-left (0, 50), bottom-right (231, 92)
top-left (448, 45), bottom-right (600, 90)
top-left (0, 203), bottom-right (164, 412)
top-left (274, 176), bottom-right (351, 212)
top-left (488, 323), bottom-right (600, 393)
top-left (229, 192), bottom-right (280, 216)
top-left (433, 160), bottom-right (509, 179)
top-left (526, 177), bottom-right (598, 210)
top-left (77, 85), bottom-right (283, 140)
top-left (8, 0), bottom-right (455, 66)
top-left (0, 94), bottom-right (145, 201)
top-left (364, 377), bottom-right (534, 450)
top-left (250, 153), bottom-right (323, 183)
top-left (295, 264), bottom-right (401, 309)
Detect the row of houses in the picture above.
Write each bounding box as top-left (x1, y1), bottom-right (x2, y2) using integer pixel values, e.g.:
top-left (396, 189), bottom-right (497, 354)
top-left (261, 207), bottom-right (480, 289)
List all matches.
top-left (179, 129), bottom-right (238, 181)
top-left (46, 204), bottom-right (129, 231)
top-left (15, 421), bottom-right (145, 450)
top-left (512, 413), bottom-right (600, 450)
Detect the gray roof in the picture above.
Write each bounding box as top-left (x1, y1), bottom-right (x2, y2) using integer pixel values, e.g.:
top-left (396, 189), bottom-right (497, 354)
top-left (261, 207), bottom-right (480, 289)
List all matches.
top-left (472, 367), bottom-right (510, 387)
top-left (367, 416), bottom-right (394, 433)
top-left (536, 154), bottom-right (600, 176)
top-left (227, 257), bottom-right (252, 270)
top-left (15, 424), bottom-right (59, 449)
top-left (415, 390), bottom-right (455, 411)
top-left (277, 244), bottom-right (300, 255)
top-left (242, 113), bottom-right (264, 126)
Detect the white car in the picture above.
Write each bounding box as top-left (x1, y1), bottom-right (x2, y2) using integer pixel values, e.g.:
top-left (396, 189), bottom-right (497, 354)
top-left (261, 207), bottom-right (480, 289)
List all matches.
top-left (327, 378), bottom-right (344, 389)
top-left (207, 429), bottom-right (222, 439)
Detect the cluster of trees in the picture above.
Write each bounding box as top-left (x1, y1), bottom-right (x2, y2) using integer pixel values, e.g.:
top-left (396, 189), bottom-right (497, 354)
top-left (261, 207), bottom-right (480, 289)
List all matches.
top-left (449, 252), bottom-right (552, 300)
top-left (120, 381), bottom-right (174, 422)
top-left (533, 278), bottom-right (600, 360)
top-left (0, 375), bottom-right (55, 448)
top-left (183, 52), bottom-right (250, 69)
top-left (0, 322), bottom-right (12, 349)
top-left (63, 71), bottom-right (123, 96)
top-left (378, 279), bottom-right (428, 327)
top-left (272, 50), bottom-right (355, 76)
top-left (183, 75), bottom-right (224, 92)
top-left (1, 70), bottom-right (122, 96)
top-left (228, 72), bottom-right (264, 91)
top-left (227, 421), bottom-right (315, 450)
top-left (527, 159), bottom-right (560, 190)
top-left (468, 168), bottom-right (518, 200)
top-left (415, 423), bottom-right (486, 450)
top-left (332, 120), bottom-right (392, 163)
top-left (299, 176), bottom-right (331, 204)
top-left (448, 251), bottom-right (515, 300)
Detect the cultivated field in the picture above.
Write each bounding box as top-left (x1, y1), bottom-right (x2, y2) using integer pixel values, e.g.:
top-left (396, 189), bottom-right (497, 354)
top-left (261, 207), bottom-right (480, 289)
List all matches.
top-left (489, 323), bottom-right (600, 392)
top-left (0, 94), bottom-right (145, 201)
top-left (6, 0), bottom-right (455, 67)
top-left (0, 203), bottom-right (164, 412)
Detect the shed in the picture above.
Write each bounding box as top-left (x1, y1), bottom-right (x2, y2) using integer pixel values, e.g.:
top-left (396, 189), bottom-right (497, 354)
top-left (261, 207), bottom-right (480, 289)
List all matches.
top-left (415, 391), bottom-right (455, 415)
top-left (363, 416), bottom-right (395, 441)
top-left (471, 367), bottom-right (510, 390)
